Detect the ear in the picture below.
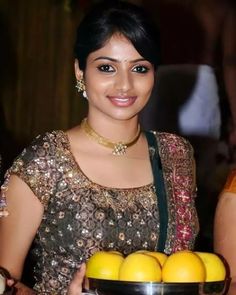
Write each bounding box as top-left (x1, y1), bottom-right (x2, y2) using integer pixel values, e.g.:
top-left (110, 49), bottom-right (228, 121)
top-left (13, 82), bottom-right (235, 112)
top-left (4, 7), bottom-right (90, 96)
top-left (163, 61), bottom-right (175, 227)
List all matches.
top-left (74, 59), bottom-right (83, 80)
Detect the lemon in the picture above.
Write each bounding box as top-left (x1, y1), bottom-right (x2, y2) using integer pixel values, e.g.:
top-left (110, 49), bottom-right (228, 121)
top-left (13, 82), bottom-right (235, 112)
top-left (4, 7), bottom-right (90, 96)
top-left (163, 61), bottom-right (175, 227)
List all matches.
top-left (145, 251), bottom-right (168, 267)
top-left (134, 250), bottom-right (149, 253)
top-left (86, 251), bottom-right (124, 280)
top-left (108, 250), bottom-right (124, 256)
top-left (162, 250), bottom-right (206, 283)
top-left (195, 252), bottom-right (226, 282)
top-left (119, 253), bottom-right (162, 282)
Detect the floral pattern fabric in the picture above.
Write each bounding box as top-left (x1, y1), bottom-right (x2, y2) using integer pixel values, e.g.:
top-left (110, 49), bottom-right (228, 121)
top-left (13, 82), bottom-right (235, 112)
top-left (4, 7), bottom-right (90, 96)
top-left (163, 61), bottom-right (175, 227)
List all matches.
top-left (0, 130), bottom-right (198, 294)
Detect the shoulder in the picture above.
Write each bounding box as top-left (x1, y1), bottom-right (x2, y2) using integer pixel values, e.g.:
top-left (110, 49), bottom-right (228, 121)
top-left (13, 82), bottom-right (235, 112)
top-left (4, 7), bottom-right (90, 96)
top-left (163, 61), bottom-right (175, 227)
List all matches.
top-left (10, 130), bottom-right (67, 171)
top-left (24, 130), bottom-right (66, 155)
top-left (6, 130), bottom-right (69, 205)
top-left (152, 131), bottom-right (194, 159)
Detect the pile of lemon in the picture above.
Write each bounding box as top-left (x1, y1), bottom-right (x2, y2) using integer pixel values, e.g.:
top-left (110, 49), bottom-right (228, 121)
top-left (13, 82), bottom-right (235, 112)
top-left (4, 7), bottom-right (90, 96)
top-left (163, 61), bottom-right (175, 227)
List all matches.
top-left (86, 250), bottom-right (226, 283)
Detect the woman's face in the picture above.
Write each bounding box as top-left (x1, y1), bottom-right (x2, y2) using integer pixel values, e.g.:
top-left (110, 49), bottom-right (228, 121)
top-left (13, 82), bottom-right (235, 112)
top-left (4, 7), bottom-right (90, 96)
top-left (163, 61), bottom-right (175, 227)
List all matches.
top-left (75, 33), bottom-right (155, 122)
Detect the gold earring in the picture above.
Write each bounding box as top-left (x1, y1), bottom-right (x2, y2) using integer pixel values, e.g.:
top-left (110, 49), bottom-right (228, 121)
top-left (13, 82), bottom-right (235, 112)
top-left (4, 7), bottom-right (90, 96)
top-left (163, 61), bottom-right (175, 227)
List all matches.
top-left (75, 79), bottom-right (85, 93)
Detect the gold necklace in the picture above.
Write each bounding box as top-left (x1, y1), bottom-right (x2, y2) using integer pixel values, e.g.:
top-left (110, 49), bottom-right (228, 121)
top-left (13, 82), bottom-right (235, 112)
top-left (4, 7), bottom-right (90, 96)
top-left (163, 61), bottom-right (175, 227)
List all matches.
top-left (81, 118), bottom-right (141, 156)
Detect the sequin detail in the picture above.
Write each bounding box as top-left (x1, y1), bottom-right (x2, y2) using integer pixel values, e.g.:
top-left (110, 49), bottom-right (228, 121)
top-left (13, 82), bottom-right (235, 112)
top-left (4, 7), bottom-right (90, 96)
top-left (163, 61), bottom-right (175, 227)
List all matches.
top-left (1, 130), bottom-right (198, 294)
top-left (157, 132), bottom-right (199, 253)
top-left (0, 178), bottom-right (9, 217)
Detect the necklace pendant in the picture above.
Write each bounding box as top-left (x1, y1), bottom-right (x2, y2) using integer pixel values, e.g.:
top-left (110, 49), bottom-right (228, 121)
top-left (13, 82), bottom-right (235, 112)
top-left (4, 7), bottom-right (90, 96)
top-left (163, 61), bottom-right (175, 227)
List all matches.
top-left (81, 118), bottom-right (141, 156)
top-left (112, 143), bottom-right (127, 156)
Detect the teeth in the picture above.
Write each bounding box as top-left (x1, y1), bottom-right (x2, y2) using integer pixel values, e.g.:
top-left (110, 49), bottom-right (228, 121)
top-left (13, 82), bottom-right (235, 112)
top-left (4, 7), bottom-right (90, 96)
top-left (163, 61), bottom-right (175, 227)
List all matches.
top-left (114, 98), bottom-right (129, 102)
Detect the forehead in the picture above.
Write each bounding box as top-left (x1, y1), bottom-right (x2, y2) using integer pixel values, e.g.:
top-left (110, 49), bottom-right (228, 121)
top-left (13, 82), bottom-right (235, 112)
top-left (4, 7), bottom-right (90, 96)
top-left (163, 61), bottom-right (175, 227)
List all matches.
top-left (87, 33), bottom-right (144, 62)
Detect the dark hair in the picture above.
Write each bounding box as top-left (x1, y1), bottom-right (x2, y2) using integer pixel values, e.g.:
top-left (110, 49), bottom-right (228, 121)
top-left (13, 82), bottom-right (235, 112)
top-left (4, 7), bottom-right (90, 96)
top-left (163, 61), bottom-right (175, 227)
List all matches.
top-left (74, 0), bottom-right (160, 71)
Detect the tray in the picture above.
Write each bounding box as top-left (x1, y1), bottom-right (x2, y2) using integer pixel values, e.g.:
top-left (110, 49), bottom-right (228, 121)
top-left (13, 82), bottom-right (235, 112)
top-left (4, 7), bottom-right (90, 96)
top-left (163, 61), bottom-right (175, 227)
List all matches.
top-left (87, 278), bottom-right (228, 295)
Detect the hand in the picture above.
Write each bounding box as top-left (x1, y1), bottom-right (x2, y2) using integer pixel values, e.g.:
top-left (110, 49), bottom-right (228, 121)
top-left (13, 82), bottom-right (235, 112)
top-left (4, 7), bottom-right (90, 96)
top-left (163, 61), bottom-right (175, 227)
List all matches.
top-left (0, 267), bottom-right (17, 293)
top-left (67, 263), bottom-right (86, 295)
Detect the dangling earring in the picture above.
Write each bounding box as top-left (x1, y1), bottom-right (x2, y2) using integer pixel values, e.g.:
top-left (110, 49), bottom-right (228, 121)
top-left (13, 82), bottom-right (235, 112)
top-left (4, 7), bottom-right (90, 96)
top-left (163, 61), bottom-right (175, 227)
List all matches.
top-left (75, 79), bottom-right (87, 99)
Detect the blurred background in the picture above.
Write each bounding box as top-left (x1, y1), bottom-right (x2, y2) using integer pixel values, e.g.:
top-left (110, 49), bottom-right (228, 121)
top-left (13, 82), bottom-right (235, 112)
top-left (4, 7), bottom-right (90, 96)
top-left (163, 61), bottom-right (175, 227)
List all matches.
top-left (0, 0), bottom-right (91, 181)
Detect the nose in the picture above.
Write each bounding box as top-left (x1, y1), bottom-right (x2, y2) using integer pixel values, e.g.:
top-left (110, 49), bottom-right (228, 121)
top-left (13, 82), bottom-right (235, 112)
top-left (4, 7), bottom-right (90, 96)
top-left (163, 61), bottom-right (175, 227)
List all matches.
top-left (115, 70), bottom-right (133, 92)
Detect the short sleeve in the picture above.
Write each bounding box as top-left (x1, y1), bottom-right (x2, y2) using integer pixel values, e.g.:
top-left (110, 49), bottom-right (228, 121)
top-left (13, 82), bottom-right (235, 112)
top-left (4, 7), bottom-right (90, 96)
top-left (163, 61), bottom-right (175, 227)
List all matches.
top-left (0, 132), bottom-right (62, 217)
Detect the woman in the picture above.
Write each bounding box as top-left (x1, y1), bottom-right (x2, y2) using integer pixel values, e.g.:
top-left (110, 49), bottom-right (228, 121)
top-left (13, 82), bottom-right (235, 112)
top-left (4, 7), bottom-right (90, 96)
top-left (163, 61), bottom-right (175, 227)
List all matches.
top-left (214, 169), bottom-right (236, 294)
top-left (0, 1), bottom-right (198, 294)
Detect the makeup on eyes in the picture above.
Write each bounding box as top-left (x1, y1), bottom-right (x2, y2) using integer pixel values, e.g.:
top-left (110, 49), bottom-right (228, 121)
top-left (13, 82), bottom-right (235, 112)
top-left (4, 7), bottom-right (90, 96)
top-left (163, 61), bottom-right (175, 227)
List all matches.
top-left (96, 62), bottom-right (151, 74)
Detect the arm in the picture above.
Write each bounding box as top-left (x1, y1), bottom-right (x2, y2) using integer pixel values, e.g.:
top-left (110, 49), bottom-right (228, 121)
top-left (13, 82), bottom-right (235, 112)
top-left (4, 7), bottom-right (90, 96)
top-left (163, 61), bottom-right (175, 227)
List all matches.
top-left (0, 175), bottom-right (44, 293)
top-left (222, 8), bottom-right (236, 146)
top-left (214, 192), bottom-right (236, 294)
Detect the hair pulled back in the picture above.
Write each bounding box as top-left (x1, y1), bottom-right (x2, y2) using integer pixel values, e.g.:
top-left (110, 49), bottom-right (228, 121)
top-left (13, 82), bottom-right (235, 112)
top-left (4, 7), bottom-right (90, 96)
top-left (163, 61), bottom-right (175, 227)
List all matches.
top-left (74, 0), bottom-right (160, 71)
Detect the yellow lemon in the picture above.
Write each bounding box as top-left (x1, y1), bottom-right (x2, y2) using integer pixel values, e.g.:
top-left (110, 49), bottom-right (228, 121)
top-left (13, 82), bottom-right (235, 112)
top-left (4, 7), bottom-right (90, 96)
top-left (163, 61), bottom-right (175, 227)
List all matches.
top-left (195, 252), bottom-right (226, 282)
top-left (162, 250), bottom-right (206, 283)
top-left (145, 251), bottom-right (168, 267)
top-left (134, 250), bottom-right (149, 253)
top-left (86, 251), bottom-right (124, 280)
top-left (119, 253), bottom-right (162, 282)
top-left (108, 250), bottom-right (124, 256)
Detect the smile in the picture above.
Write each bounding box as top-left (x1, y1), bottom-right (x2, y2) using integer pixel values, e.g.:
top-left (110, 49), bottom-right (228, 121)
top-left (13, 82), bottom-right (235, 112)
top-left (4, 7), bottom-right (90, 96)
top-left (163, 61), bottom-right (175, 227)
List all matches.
top-left (113, 98), bottom-right (129, 102)
top-left (107, 96), bottom-right (137, 107)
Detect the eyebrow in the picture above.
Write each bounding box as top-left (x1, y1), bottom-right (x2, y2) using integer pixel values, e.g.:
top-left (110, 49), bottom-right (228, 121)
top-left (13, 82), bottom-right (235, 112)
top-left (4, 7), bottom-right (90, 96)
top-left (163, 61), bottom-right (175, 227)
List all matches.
top-left (93, 56), bottom-right (147, 63)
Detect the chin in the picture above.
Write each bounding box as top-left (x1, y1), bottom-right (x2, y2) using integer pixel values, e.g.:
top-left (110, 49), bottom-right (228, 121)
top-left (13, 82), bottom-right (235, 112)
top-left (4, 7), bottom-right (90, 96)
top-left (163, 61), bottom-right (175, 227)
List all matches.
top-left (108, 107), bottom-right (143, 121)
top-left (108, 112), bottom-right (139, 122)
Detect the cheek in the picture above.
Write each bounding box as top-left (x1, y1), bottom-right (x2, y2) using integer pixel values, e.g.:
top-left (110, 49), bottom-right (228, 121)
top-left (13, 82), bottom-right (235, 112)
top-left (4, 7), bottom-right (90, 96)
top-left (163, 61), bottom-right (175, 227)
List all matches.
top-left (135, 77), bottom-right (154, 96)
top-left (146, 78), bottom-right (155, 92)
top-left (85, 73), bottom-right (113, 95)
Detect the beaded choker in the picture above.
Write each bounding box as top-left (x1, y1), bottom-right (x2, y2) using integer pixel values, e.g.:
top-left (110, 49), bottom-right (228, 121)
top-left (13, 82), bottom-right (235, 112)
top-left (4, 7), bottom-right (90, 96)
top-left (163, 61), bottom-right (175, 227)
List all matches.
top-left (81, 118), bottom-right (141, 156)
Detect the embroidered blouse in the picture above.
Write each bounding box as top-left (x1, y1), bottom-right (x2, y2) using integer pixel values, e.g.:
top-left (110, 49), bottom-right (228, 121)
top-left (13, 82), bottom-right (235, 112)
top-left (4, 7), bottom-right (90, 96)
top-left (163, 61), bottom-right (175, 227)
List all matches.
top-left (0, 131), bottom-right (198, 294)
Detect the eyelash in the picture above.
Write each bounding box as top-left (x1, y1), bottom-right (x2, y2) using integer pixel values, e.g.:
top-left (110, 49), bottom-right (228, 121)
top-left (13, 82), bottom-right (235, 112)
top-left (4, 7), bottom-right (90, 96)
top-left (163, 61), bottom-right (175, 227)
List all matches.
top-left (97, 65), bottom-right (115, 72)
top-left (97, 64), bottom-right (150, 73)
top-left (133, 65), bottom-right (149, 73)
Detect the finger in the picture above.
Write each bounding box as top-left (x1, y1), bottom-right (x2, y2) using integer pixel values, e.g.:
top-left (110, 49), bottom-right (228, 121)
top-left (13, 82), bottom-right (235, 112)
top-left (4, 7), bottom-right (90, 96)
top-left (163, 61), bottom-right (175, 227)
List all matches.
top-left (6, 278), bottom-right (17, 287)
top-left (67, 263), bottom-right (86, 295)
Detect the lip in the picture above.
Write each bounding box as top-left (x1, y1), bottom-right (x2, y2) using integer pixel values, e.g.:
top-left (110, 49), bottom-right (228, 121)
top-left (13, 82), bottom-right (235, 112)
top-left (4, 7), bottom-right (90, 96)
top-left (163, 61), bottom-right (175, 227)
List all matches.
top-left (107, 95), bottom-right (137, 107)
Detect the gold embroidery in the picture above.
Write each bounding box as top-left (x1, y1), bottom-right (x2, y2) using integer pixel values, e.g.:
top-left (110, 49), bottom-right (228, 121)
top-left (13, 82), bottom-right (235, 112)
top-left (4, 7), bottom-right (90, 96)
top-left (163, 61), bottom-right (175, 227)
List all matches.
top-left (0, 174), bottom-right (10, 217)
top-left (1, 130), bottom-right (198, 294)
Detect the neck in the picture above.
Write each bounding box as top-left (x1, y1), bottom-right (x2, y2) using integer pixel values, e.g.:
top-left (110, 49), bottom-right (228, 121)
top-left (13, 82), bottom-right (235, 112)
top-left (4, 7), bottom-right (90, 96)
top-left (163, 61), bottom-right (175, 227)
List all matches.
top-left (81, 117), bottom-right (141, 156)
top-left (86, 115), bottom-right (140, 143)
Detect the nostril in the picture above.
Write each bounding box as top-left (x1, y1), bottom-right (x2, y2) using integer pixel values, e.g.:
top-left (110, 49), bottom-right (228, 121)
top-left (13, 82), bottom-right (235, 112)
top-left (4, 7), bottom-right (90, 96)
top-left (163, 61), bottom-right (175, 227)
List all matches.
top-left (115, 76), bottom-right (132, 92)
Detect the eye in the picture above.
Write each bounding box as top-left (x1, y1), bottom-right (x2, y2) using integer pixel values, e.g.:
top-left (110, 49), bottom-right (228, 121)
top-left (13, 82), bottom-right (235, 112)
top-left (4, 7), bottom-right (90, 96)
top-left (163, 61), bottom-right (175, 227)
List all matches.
top-left (132, 65), bottom-right (149, 73)
top-left (97, 64), bottom-right (115, 72)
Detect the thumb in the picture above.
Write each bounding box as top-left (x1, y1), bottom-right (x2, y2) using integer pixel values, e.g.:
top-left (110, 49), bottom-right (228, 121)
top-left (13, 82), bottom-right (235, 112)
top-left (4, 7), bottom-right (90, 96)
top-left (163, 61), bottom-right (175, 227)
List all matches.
top-left (67, 263), bottom-right (86, 295)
